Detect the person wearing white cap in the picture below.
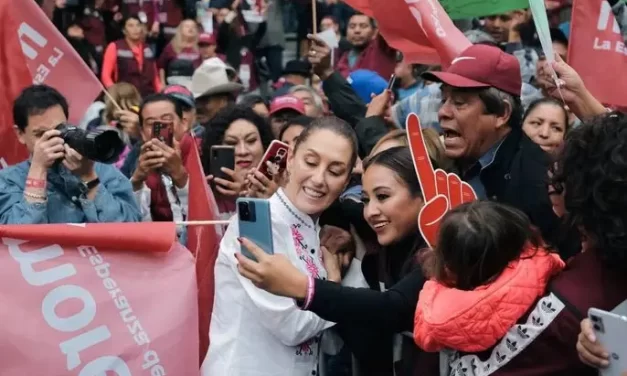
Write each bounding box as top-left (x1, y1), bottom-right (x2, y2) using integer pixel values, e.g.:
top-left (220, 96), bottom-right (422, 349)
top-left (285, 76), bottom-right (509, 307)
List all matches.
top-left (169, 57), bottom-right (243, 125)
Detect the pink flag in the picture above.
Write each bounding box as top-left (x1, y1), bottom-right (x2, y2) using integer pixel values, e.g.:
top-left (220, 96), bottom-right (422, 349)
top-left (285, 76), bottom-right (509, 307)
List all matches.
top-left (0, 222), bottom-right (199, 375)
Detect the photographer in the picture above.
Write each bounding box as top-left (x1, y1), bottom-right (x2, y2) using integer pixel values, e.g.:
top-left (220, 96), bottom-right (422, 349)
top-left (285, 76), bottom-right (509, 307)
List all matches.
top-left (0, 85), bottom-right (141, 225)
top-left (128, 94), bottom-right (190, 237)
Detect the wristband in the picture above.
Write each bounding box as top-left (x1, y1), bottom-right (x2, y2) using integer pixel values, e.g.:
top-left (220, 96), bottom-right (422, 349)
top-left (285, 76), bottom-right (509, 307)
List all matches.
top-left (24, 191), bottom-right (47, 201)
top-left (26, 178), bottom-right (47, 189)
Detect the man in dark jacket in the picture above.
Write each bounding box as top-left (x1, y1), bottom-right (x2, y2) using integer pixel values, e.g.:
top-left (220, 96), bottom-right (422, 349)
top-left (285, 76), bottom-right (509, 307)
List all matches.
top-left (420, 44), bottom-right (578, 258)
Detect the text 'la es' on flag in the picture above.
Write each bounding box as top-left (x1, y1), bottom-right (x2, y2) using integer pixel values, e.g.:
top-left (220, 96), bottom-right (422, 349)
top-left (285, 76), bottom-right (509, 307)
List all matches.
top-left (0, 0), bottom-right (102, 168)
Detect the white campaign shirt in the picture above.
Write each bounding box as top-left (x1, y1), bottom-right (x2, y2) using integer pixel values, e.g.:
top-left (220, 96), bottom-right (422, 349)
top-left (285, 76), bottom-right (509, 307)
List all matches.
top-left (202, 189), bottom-right (334, 376)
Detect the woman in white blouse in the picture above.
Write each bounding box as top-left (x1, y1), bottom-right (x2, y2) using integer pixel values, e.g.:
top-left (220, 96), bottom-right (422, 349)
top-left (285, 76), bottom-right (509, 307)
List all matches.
top-left (202, 116), bottom-right (359, 376)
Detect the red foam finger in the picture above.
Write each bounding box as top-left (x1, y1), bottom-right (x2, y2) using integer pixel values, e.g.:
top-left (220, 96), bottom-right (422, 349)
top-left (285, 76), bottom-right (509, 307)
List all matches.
top-left (461, 182), bottom-right (478, 203)
top-left (406, 114), bottom-right (437, 201)
top-left (418, 195), bottom-right (449, 248)
top-left (447, 173), bottom-right (462, 209)
top-left (434, 169), bottom-right (449, 199)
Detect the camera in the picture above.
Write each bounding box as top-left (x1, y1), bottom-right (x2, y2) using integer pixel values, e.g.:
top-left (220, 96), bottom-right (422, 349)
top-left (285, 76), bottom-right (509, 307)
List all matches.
top-left (238, 201), bottom-right (256, 222)
top-left (56, 123), bottom-right (126, 164)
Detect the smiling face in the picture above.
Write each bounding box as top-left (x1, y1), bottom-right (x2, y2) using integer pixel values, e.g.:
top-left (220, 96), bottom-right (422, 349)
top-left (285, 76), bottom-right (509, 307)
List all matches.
top-left (362, 164), bottom-right (424, 246)
top-left (522, 102), bottom-right (567, 154)
top-left (284, 128), bottom-right (353, 216)
top-left (223, 119), bottom-right (264, 175)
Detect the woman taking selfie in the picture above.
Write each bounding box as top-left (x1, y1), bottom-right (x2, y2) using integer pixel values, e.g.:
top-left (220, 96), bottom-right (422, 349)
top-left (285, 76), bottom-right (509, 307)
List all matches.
top-left (235, 146), bottom-right (438, 375)
top-left (201, 105), bottom-right (272, 216)
top-left (202, 117), bottom-right (359, 376)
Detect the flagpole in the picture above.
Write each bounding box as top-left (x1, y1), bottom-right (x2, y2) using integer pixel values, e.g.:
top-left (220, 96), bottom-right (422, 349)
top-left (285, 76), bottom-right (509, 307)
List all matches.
top-left (176, 220), bottom-right (230, 226)
top-left (312, 0), bottom-right (317, 35)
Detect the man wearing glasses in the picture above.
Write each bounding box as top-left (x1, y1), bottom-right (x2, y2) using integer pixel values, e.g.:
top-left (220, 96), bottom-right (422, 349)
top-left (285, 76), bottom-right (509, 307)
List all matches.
top-left (129, 93), bottom-right (189, 238)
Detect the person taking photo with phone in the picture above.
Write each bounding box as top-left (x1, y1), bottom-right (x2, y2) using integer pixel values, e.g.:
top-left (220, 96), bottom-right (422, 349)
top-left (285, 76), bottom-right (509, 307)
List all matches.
top-left (0, 85), bottom-right (141, 225)
top-left (127, 93), bottom-right (190, 238)
top-left (202, 116), bottom-right (359, 376)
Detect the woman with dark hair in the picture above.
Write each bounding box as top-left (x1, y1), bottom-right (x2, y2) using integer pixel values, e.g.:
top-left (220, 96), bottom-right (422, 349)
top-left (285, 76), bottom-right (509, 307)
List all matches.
top-left (244, 116), bottom-right (315, 199)
top-left (236, 147), bottom-right (438, 375)
top-left (522, 97), bottom-right (569, 155)
top-left (201, 105), bottom-right (273, 215)
top-left (203, 116), bottom-right (359, 376)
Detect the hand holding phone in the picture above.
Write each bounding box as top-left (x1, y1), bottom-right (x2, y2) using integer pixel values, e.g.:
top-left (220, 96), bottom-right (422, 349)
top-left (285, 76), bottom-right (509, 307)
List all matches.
top-left (237, 198), bottom-right (274, 260)
top-left (210, 146), bottom-right (235, 181)
top-left (257, 140), bottom-right (289, 180)
top-left (587, 308), bottom-right (627, 376)
top-left (152, 122), bottom-right (174, 147)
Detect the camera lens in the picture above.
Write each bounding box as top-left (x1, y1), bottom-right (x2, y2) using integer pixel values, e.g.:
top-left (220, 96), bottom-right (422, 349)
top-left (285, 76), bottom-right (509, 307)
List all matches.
top-left (238, 202), bottom-right (250, 221)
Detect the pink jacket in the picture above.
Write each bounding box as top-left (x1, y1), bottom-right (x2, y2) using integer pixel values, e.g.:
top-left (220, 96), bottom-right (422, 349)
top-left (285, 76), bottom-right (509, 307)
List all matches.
top-left (414, 247), bottom-right (565, 353)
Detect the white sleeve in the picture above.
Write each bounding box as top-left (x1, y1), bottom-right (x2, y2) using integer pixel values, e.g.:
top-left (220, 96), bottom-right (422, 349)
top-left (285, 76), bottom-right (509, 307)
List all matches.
top-left (175, 179), bottom-right (189, 219)
top-left (134, 183), bottom-right (153, 222)
top-left (223, 222), bottom-right (334, 347)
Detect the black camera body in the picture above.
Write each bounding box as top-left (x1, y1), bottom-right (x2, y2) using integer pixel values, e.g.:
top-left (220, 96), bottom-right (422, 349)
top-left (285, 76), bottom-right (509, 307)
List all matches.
top-left (56, 123), bottom-right (125, 164)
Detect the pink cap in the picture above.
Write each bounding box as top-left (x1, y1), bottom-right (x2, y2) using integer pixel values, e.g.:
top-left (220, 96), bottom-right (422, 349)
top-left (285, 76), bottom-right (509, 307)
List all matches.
top-left (199, 33), bottom-right (216, 45)
top-left (269, 95), bottom-right (306, 116)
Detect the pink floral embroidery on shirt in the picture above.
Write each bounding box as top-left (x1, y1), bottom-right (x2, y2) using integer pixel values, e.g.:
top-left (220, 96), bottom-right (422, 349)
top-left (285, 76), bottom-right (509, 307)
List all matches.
top-left (304, 257), bottom-right (320, 279)
top-left (295, 338), bottom-right (314, 356)
top-left (290, 224), bottom-right (321, 279)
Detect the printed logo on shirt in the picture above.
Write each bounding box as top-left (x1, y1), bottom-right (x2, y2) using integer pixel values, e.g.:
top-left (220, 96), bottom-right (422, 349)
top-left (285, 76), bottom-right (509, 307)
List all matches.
top-left (447, 293), bottom-right (565, 376)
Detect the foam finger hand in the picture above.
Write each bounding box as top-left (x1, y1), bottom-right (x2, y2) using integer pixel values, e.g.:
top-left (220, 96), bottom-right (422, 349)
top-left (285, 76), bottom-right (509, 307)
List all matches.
top-left (418, 195), bottom-right (449, 248)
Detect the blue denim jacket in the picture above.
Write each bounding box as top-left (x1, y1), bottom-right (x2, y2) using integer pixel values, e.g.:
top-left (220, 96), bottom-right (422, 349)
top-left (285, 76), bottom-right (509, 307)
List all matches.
top-left (0, 161), bottom-right (141, 224)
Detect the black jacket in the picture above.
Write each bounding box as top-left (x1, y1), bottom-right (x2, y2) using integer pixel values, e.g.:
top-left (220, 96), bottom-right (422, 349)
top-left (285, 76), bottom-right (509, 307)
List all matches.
top-left (471, 127), bottom-right (579, 259)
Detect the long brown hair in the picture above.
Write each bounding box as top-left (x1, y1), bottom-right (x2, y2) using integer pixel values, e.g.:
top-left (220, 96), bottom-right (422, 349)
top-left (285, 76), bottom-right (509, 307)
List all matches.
top-left (102, 82), bottom-right (141, 124)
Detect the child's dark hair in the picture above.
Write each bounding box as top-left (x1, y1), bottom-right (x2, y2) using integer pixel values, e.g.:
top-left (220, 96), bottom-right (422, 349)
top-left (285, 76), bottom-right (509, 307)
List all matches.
top-left (293, 116), bottom-right (359, 170)
top-left (435, 201), bottom-right (545, 290)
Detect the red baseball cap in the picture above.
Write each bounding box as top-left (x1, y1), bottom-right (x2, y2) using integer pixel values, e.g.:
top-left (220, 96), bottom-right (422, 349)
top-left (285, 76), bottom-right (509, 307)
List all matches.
top-left (422, 44), bottom-right (522, 97)
top-left (199, 33), bottom-right (216, 45)
top-left (269, 95), bottom-right (306, 116)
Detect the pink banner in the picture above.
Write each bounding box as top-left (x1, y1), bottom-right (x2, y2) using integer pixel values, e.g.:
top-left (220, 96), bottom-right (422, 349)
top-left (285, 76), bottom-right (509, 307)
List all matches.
top-left (0, 223), bottom-right (199, 375)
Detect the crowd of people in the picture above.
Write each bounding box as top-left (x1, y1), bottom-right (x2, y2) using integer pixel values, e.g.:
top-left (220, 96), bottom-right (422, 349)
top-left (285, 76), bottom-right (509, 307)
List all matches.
top-left (3, 0), bottom-right (627, 375)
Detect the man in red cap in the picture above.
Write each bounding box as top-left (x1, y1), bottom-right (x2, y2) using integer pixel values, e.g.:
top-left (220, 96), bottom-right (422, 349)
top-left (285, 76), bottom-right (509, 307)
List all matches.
top-left (422, 44), bottom-right (577, 258)
top-left (198, 33), bottom-right (222, 62)
top-left (268, 95), bottom-right (306, 137)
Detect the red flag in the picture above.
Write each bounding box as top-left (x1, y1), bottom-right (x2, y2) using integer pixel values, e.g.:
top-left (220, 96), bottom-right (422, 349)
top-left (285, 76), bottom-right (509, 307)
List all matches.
top-left (0, 0), bottom-right (102, 167)
top-left (344, 0), bottom-right (471, 65)
top-left (569, 0), bottom-right (627, 108)
top-left (183, 137), bottom-right (222, 364)
top-left (0, 222), bottom-right (199, 375)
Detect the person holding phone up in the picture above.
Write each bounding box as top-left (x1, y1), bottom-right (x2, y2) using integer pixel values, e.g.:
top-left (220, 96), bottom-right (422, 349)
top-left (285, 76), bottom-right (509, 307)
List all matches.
top-left (129, 93), bottom-right (190, 238)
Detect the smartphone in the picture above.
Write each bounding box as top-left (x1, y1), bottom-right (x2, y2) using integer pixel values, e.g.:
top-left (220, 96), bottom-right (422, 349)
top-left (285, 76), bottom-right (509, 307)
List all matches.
top-left (210, 145), bottom-right (235, 181)
top-left (152, 122), bottom-right (174, 147)
top-left (257, 140), bottom-right (289, 179)
top-left (588, 308), bottom-right (627, 376)
top-left (237, 198), bottom-right (274, 260)
top-left (387, 74), bottom-right (397, 91)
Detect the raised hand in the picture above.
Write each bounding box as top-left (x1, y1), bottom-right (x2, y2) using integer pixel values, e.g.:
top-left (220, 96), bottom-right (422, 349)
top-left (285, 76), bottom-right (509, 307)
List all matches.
top-left (406, 114), bottom-right (477, 248)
